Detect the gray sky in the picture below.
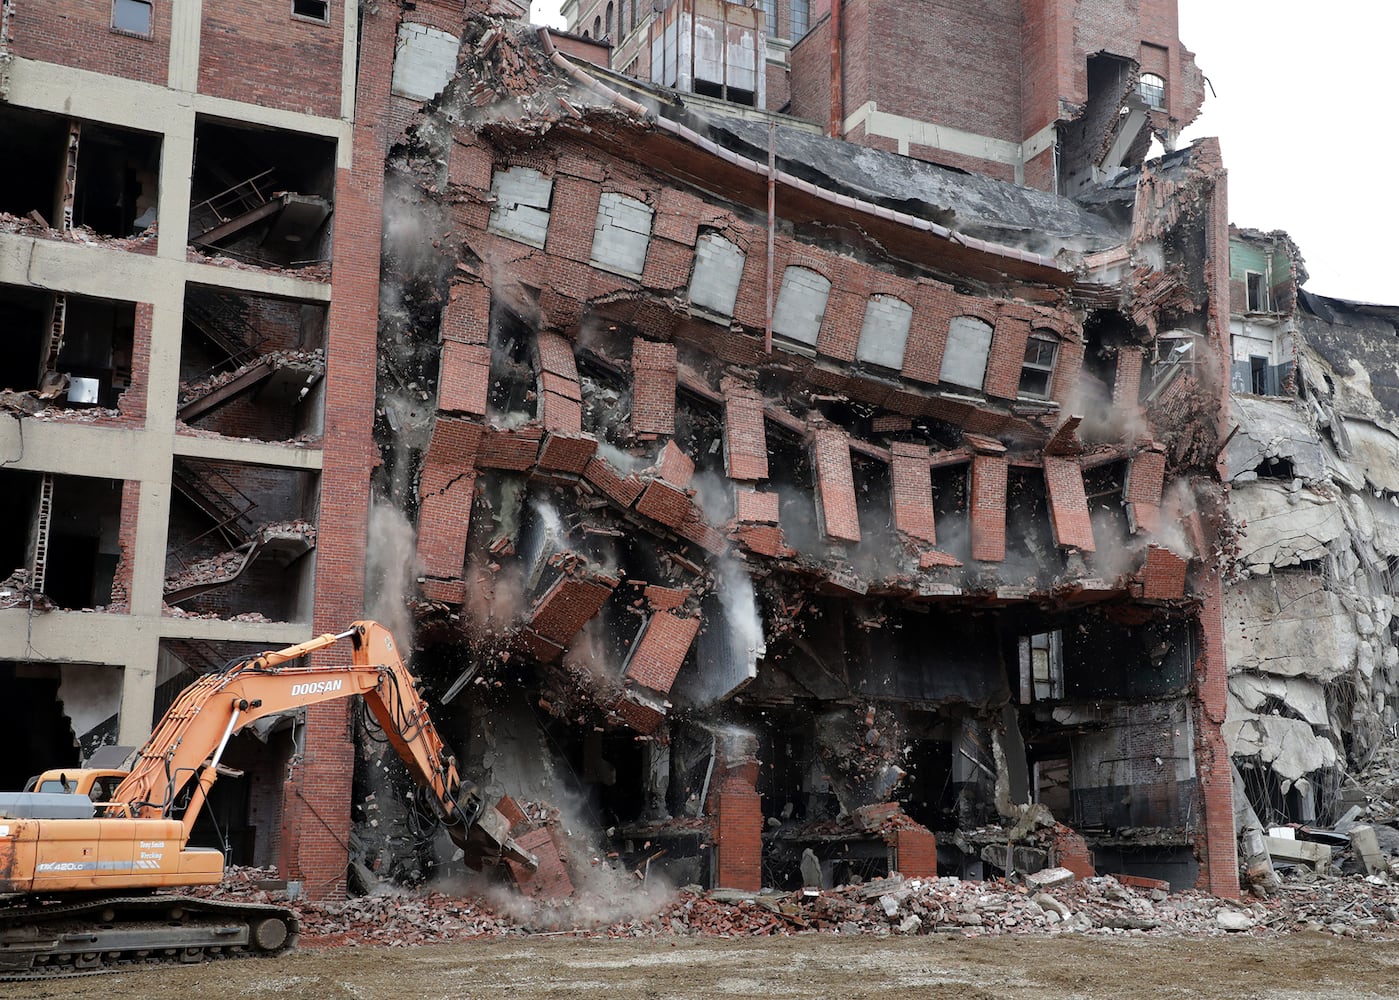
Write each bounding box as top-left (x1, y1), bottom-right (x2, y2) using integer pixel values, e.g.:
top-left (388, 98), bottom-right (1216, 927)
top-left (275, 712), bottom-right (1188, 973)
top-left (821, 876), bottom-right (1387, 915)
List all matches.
top-left (528, 1), bottom-right (1391, 302)
top-left (1178, 1), bottom-right (1393, 302)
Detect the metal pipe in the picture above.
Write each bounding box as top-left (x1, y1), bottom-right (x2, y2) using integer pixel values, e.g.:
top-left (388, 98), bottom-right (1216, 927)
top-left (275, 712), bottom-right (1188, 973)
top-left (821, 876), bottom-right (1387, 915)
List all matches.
top-left (828, 0), bottom-right (843, 137)
top-left (765, 120), bottom-right (776, 353)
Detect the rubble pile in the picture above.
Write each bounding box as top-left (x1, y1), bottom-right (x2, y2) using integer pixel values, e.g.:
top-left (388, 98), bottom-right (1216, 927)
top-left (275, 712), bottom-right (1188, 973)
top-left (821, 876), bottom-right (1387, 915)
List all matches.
top-left (198, 865), bottom-right (1399, 945)
top-left (1354, 738), bottom-right (1399, 828)
top-left (163, 519), bottom-right (318, 592)
top-left (178, 348), bottom-right (326, 407)
top-left (186, 245), bottom-right (332, 282)
top-left (0, 210), bottom-right (159, 253)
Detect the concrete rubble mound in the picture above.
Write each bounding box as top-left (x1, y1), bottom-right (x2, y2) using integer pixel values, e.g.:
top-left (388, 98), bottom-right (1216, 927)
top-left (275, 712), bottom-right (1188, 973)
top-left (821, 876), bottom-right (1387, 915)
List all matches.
top-left (196, 864), bottom-right (1399, 945)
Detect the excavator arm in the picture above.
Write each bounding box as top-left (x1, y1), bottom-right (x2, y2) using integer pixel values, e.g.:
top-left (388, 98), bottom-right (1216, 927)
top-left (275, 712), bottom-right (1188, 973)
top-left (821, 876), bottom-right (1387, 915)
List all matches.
top-left (110, 621), bottom-right (534, 871)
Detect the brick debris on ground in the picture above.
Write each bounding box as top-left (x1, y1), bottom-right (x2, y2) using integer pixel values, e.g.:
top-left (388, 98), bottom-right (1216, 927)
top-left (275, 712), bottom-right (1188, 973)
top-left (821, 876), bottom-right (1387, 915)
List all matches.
top-left (193, 866), bottom-right (1399, 946)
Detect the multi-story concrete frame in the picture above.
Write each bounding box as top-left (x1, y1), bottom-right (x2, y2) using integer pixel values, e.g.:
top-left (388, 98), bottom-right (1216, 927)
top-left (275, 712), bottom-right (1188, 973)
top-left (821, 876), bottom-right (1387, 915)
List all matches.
top-left (0, 0), bottom-right (391, 894)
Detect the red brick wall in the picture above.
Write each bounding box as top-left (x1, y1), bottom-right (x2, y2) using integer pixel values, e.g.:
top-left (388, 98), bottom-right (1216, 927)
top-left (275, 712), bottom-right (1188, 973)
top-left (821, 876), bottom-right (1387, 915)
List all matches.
top-left (276, 1), bottom-right (394, 900)
top-left (787, 23), bottom-right (831, 128)
top-left (199, 0), bottom-right (343, 118)
top-left (1052, 823), bottom-right (1095, 878)
top-left (969, 453), bottom-right (1007, 562)
top-left (891, 825), bottom-right (936, 878)
top-left (116, 301), bottom-right (153, 427)
top-left (713, 762), bottom-right (763, 891)
top-left (890, 441), bottom-right (936, 544)
top-left (623, 611), bottom-right (699, 694)
top-left (1043, 455), bottom-right (1094, 552)
top-left (108, 479), bottom-right (142, 609)
top-left (1022, 0), bottom-right (1203, 140)
top-left (812, 425), bottom-right (860, 543)
top-left (865, 0), bottom-right (1021, 144)
top-left (1192, 137), bottom-right (1238, 898)
top-left (13, 0), bottom-right (171, 84)
top-left (631, 339), bottom-right (677, 435)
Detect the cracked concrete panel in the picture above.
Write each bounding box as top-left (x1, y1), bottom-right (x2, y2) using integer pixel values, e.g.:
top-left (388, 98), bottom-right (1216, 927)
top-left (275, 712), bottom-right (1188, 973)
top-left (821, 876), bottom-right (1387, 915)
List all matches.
top-left (1222, 715), bottom-right (1337, 782)
top-left (392, 25), bottom-right (462, 102)
top-left (1337, 418), bottom-right (1399, 494)
top-left (1227, 673), bottom-right (1330, 730)
top-left (771, 266), bottom-right (830, 347)
top-left (590, 192), bottom-right (653, 277)
top-left (1224, 574), bottom-right (1358, 683)
top-left (1231, 480), bottom-right (1345, 572)
top-left (488, 166), bottom-right (553, 248)
top-left (856, 294), bottom-right (914, 370)
top-left (1225, 395), bottom-right (1327, 482)
top-left (1360, 493), bottom-right (1399, 556)
top-left (688, 232), bottom-right (744, 318)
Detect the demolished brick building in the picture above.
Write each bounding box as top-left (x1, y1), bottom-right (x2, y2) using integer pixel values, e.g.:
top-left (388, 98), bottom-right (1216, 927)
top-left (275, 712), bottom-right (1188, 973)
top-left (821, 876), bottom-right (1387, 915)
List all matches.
top-left (1, 0), bottom-right (1375, 901)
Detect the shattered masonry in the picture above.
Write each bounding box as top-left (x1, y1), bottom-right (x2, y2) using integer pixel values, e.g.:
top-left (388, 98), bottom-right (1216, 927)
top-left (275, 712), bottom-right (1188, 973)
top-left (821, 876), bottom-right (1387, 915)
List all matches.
top-left (2, 0), bottom-right (1396, 905)
top-left (379, 10), bottom-right (1236, 897)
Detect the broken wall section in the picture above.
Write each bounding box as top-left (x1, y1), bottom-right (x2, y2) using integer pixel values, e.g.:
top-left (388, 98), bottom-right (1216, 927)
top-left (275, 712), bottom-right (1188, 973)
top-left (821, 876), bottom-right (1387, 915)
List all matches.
top-left (1224, 284), bottom-right (1399, 829)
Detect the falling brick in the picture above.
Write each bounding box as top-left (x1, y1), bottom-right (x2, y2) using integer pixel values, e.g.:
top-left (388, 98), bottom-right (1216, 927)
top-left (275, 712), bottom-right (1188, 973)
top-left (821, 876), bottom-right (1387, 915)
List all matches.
top-left (890, 441), bottom-right (936, 544)
top-left (813, 425), bottom-right (861, 544)
top-left (623, 611), bottom-right (701, 694)
top-left (1043, 455), bottom-right (1096, 552)
top-left (722, 376), bottom-right (769, 481)
top-left (632, 338), bottom-right (678, 435)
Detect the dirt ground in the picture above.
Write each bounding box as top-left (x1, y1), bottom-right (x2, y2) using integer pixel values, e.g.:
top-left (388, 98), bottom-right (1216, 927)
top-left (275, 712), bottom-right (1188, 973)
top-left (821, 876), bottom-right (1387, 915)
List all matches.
top-left (8, 932), bottom-right (1399, 1000)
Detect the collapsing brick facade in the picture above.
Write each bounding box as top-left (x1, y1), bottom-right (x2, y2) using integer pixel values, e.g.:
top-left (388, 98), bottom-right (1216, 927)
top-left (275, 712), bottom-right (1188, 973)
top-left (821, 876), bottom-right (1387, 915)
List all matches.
top-left (11, 0), bottom-right (1372, 903)
top-left (367, 10), bottom-right (1239, 896)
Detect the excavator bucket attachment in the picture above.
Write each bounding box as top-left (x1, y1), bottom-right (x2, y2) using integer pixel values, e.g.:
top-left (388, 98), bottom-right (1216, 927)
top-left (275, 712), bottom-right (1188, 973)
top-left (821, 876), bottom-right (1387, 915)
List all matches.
top-left (451, 803), bottom-right (540, 873)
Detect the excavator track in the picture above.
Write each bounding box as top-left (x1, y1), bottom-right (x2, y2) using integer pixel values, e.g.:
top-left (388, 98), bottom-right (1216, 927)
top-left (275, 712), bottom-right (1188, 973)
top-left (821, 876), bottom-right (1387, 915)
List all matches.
top-left (0, 894), bottom-right (299, 980)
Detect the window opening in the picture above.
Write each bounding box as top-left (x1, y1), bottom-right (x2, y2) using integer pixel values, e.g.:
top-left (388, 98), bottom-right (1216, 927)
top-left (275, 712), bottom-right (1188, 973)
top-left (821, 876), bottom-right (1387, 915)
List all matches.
top-left (758, 0), bottom-right (777, 36)
top-left (112, 0), bottom-right (152, 35)
top-left (1137, 73), bottom-right (1165, 110)
top-left (293, 0), bottom-right (330, 21)
top-left (1018, 332), bottom-right (1058, 399)
top-left (790, 0), bottom-right (809, 39)
top-left (1250, 355), bottom-right (1268, 395)
top-left (1018, 631), bottom-right (1064, 702)
top-left (1246, 271), bottom-right (1269, 312)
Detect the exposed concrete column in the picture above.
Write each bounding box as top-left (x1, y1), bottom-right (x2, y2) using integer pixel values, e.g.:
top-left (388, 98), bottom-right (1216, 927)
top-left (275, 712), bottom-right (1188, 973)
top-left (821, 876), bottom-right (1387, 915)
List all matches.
top-left (156, 114), bottom-right (195, 269)
top-left (166, 0), bottom-right (203, 93)
top-left (115, 630), bottom-right (163, 746)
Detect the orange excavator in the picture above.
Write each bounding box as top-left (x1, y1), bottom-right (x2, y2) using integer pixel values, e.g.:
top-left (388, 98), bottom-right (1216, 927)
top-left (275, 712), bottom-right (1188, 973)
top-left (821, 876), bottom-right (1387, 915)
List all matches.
top-left (0, 621), bottom-right (538, 979)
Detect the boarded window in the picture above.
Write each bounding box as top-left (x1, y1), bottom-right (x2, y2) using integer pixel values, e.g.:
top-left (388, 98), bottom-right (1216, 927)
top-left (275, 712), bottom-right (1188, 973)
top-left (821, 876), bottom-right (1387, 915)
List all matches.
top-left (590, 192), bottom-right (654, 276)
top-left (487, 167), bottom-right (553, 248)
top-left (391, 24), bottom-right (460, 101)
top-left (856, 294), bottom-right (913, 370)
top-left (771, 266), bottom-right (831, 347)
top-left (940, 315), bottom-right (993, 390)
top-left (688, 232), bottom-right (745, 319)
top-left (1018, 331), bottom-right (1058, 399)
top-left (112, 0), bottom-right (153, 35)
